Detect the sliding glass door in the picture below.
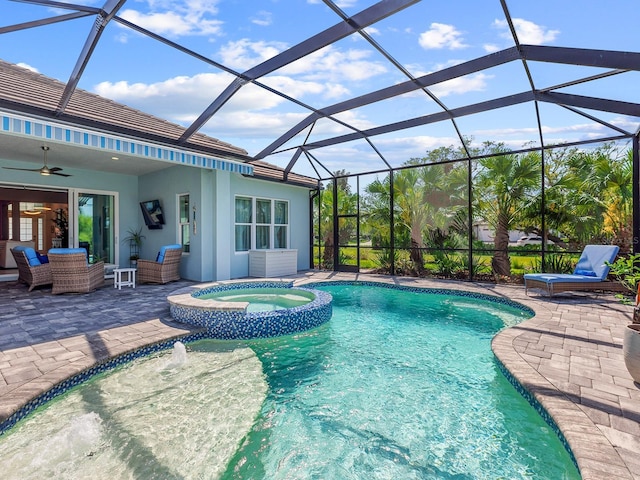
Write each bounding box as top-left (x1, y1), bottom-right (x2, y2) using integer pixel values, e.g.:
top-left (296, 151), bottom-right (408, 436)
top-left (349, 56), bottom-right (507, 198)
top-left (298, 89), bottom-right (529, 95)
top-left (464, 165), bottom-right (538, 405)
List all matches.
top-left (69, 189), bottom-right (118, 265)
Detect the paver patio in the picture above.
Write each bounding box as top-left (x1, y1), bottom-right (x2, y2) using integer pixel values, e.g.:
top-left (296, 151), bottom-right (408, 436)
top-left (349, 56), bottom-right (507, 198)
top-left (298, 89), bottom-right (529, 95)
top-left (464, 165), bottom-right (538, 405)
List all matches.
top-left (0, 272), bottom-right (638, 479)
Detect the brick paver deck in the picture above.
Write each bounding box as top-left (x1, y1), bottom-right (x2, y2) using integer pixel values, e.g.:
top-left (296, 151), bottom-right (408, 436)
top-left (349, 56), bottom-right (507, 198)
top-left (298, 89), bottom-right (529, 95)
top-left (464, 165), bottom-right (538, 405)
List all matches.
top-left (1, 272), bottom-right (638, 479)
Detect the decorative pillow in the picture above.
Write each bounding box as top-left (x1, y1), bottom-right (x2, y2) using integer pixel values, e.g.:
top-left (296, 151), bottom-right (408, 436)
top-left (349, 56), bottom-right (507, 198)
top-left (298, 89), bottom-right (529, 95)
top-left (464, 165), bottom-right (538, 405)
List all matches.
top-left (157, 244), bottom-right (182, 264)
top-left (24, 248), bottom-right (41, 267)
top-left (574, 269), bottom-right (597, 277)
top-left (36, 252), bottom-right (49, 264)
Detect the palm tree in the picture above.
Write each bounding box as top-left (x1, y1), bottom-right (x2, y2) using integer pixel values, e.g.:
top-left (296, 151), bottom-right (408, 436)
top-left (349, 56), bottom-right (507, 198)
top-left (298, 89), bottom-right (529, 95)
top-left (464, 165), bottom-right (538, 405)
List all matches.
top-left (474, 144), bottom-right (540, 276)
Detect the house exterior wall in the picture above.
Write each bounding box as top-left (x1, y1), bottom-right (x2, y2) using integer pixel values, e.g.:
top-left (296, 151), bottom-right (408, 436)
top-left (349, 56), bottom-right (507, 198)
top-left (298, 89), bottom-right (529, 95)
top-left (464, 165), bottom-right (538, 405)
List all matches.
top-left (228, 174), bottom-right (311, 279)
top-left (138, 166), bottom-right (311, 281)
top-left (0, 157), bottom-right (138, 268)
top-left (2, 156), bottom-right (311, 282)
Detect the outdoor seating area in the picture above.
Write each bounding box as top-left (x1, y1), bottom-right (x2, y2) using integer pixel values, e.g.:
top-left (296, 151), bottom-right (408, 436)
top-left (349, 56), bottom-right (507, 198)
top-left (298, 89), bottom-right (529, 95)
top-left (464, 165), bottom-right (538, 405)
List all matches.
top-left (137, 244), bottom-right (183, 285)
top-left (10, 245), bottom-right (52, 292)
top-left (7, 243), bottom-right (184, 294)
top-left (524, 245), bottom-right (624, 296)
top-left (48, 248), bottom-right (105, 295)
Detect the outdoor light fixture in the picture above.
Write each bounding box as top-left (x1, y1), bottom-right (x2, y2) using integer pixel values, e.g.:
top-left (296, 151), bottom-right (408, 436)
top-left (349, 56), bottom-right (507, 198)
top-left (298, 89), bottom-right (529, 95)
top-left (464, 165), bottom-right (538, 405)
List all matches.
top-left (40, 146), bottom-right (50, 175)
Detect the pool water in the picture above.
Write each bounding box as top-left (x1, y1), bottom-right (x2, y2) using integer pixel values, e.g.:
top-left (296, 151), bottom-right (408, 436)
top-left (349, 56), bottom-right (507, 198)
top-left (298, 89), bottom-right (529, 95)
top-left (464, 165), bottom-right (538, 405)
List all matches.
top-left (225, 284), bottom-right (579, 479)
top-left (200, 287), bottom-right (314, 312)
top-left (0, 284), bottom-right (580, 479)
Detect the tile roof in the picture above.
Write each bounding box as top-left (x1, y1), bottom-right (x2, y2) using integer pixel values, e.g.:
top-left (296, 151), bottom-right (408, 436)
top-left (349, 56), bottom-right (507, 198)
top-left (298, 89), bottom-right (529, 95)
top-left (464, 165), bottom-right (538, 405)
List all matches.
top-left (0, 60), bottom-right (317, 188)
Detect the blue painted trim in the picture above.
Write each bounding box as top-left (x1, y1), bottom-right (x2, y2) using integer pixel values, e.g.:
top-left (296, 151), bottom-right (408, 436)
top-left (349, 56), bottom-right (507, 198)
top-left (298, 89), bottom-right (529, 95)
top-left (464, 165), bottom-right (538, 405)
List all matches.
top-left (0, 111), bottom-right (253, 175)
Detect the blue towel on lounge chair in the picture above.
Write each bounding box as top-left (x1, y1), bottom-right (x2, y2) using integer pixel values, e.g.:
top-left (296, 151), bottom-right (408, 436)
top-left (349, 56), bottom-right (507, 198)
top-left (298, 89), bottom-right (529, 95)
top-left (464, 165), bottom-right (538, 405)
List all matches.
top-left (524, 245), bottom-right (620, 294)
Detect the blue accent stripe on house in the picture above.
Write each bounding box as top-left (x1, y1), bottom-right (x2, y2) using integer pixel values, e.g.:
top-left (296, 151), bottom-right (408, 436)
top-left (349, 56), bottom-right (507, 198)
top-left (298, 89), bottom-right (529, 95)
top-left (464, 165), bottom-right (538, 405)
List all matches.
top-left (0, 112), bottom-right (254, 176)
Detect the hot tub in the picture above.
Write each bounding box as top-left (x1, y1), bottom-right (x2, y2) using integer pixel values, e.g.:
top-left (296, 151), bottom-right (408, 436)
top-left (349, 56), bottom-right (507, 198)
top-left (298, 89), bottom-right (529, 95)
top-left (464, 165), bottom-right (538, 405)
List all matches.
top-left (168, 281), bottom-right (332, 339)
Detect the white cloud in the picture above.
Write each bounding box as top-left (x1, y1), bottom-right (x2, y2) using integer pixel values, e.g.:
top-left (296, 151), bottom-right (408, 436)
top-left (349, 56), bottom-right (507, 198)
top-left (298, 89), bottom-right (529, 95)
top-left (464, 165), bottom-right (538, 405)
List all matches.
top-left (118, 0), bottom-right (223, 37)
top-left (91, 69), bottom-right (351, 133)
top-left (258, 76), bottom-right (326, 101)
top-left (493, 18), bottom-right (560, 45)
top-left (419, 23), bottom-right (468, 50)
top-left (251, 11), bottom-right (272, 27)
top-left (217, 40), bottom-right (387, 84)
top-left (323, 83), bottom-right (351, 99)
top-left (218, 39), bottom-right (288, 71)
top-left (279, 45), bottom-right (387, 82)
top-left (357, 27), bottom-right (381, 38)
top-left (401, 64), bottom-right (491, 98)
top-left (17, 63), bottom-right (38, 73)
top-left (483, 43), bottom-right (501, 53)
top-left (430, 73), bottom-right (491, 97)
top-left (377, 135), bottom-right (461, 154)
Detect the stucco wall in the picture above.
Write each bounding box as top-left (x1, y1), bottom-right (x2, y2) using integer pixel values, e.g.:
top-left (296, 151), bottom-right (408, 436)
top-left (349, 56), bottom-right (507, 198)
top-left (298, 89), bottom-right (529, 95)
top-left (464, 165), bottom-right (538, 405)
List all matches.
top-left (0, 156), bottom-right (138, 268)
top-left (2, 156), bottom-right (312, 282)
top-left (138, 166), bottom-right (311, 281)
top-left (229, 174), bottom-right (311, 279)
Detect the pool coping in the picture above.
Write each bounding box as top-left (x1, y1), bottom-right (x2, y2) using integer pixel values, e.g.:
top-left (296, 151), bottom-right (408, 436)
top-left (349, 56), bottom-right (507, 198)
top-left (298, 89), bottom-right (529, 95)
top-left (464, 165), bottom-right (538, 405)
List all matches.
top-left (1, 272), bottom-right (639, 479)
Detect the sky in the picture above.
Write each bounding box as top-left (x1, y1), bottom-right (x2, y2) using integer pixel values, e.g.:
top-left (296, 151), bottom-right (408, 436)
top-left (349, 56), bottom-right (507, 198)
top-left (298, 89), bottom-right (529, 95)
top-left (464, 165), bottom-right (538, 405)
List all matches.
top-left (1, 0), bottom-right (639, 179)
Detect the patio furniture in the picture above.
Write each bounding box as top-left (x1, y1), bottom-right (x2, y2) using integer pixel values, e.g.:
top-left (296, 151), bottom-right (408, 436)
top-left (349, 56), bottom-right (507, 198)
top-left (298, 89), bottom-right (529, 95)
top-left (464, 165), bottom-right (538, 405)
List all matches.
top-left (138, 244), bottom-right (182, 284)
top-left (113, 267), bottom-right (136, 290)
top-left (48, 248), bottom-right (105, 294)
top-left (524, 244), bottom-right (622, 296)
top-left (10, 245), bottom-right (52, 291)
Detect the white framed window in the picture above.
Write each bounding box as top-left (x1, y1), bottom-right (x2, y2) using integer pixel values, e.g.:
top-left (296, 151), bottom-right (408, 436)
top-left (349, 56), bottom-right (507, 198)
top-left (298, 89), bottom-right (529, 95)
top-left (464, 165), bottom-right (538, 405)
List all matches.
top-left (235, 196), bottom-right (289, 252)
top-left (178, 193), bottom-right (190, 253)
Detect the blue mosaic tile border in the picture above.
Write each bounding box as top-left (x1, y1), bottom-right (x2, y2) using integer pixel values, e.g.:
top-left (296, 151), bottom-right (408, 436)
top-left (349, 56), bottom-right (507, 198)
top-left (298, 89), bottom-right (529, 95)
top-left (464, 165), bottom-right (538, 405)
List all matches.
top-left (495, 360), bottom-right (579, 470)
top-left (307, 280), bottom-right (577, 470)
top-left (0, 331), bottom-right (207, 436)
top-left (1, 278), bottom-right (574, 477)
top-left (172, 281), bottom-right (333, 340)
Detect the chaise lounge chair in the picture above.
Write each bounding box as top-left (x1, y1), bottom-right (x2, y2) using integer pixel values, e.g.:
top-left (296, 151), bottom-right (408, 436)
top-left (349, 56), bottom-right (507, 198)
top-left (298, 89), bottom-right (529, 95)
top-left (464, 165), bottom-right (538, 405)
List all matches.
top-left (137, 244), bottom-right (182, 284)
top-left (10, 245), bottom-right (53, 291)
top-left (524, 244), bottom-right (622, 296)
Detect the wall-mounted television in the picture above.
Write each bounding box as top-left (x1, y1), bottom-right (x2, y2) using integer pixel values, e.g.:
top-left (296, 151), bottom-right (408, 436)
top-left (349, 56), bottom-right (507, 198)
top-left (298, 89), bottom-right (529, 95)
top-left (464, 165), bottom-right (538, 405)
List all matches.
top-left (140, 199), bottom-right (165, 230)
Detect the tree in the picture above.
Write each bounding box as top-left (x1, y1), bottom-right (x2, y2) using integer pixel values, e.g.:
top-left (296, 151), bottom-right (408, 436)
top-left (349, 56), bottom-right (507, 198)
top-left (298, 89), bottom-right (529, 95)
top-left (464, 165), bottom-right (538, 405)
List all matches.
top-left (474, 143), bottom-right (540, 276)
top-left (314, 170), bottom-right (357, 268)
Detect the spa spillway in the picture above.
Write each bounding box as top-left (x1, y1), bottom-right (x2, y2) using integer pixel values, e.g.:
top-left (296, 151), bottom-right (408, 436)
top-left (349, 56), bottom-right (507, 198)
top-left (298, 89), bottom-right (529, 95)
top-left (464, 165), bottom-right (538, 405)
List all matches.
top-left (168, 281), bottom-right (333, 339)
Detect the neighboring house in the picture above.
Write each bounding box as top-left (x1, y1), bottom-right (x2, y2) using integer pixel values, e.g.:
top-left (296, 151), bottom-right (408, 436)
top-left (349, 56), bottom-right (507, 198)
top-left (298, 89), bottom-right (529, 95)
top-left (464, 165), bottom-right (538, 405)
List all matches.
top-left (472, 222), bottom-right (526, 244)
top-left (0, 60), bottom-right (316, 282)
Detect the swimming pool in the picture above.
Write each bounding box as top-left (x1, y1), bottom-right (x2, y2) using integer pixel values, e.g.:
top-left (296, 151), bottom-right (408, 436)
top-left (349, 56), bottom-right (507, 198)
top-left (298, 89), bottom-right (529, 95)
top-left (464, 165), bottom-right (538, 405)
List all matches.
top-left (0, 282), bottom-right (580, 479)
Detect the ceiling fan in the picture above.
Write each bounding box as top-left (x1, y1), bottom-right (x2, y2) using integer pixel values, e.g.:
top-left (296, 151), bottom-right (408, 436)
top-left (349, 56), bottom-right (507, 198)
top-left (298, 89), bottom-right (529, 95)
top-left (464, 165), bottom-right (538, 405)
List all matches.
top-left (2, 146), bottom-right (71, 177)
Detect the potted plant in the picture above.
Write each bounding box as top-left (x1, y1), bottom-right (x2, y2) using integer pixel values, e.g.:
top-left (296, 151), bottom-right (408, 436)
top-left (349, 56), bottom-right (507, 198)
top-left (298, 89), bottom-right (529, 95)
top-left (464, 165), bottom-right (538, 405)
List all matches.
top-left (123, 227), bottom-right (145, 267)
top-left (607, 254), bottom-right (640, 383)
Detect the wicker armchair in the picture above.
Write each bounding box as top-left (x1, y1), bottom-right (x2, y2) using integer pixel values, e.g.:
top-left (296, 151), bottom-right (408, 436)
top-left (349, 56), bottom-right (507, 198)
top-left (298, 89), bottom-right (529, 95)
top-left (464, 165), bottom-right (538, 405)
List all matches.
top-left (48, 248), bottom-right (105, 295)
top-left (138, 244), bottom-right (182, 284)
top-left (10, 246), bottom-right (52, 291)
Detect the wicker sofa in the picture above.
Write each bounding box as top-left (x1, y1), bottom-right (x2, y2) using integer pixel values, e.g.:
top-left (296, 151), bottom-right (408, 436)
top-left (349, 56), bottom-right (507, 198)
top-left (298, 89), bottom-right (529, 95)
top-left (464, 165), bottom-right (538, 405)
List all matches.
top-left (138, 244), bottom-right (182, 284)
top-left (48, 248), bottom-right (105, 295)
top-left (10, 246), bottom-right (52, 291)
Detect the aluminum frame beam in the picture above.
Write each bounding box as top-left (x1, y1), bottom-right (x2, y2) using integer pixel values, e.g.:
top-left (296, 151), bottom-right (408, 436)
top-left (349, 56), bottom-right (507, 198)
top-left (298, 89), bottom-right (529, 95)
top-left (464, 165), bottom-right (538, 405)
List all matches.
top-left (55, 0), bottom-right (127, 115)
top-left (296, 91), bottom-right (640, 151)
top-left (178, 0), bottom-right (419, 143)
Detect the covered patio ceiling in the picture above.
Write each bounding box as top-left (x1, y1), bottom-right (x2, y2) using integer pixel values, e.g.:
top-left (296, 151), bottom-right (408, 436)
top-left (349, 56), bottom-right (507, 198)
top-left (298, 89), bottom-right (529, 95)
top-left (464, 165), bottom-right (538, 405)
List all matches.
top-left (0, 0), bottom-right (639, 180)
